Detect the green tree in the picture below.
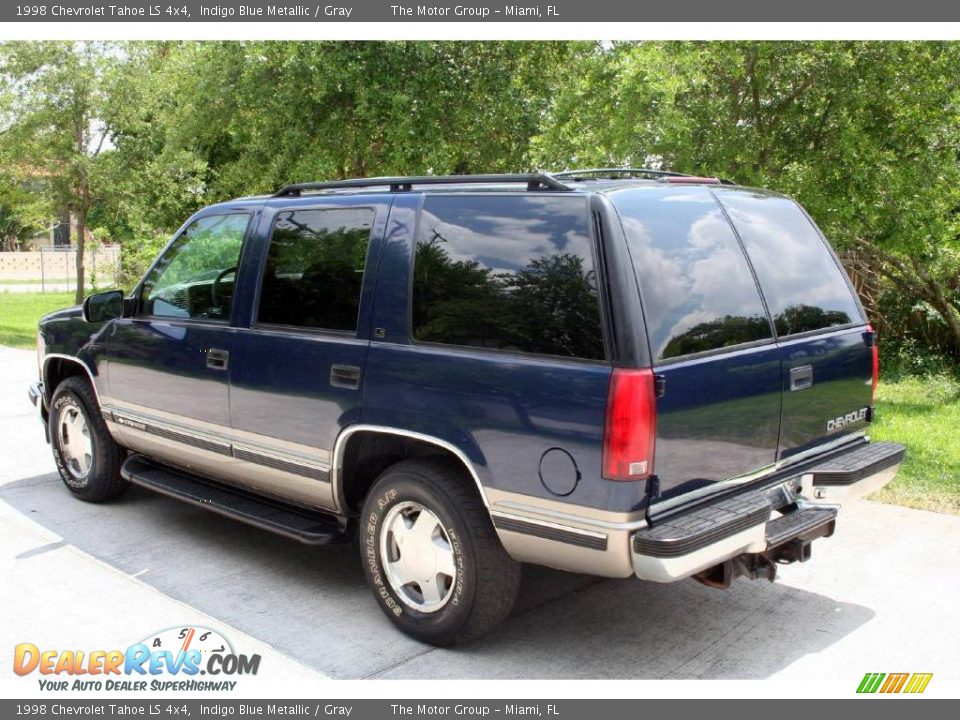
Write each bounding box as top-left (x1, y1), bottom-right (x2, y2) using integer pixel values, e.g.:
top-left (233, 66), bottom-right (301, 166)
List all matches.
top-left (533, 41), bottom-right (960, 356)
top-left (0, 42), bottom-right (115, 303)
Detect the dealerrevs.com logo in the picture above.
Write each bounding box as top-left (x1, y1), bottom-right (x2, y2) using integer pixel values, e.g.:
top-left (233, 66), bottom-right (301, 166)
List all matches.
top-left (13, 626), bottom-right (261, 692)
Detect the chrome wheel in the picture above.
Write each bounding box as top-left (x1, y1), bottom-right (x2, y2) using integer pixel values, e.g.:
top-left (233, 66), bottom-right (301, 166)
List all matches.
top-left (58, 402), bottom-right (93, 483)
top-left (380, 501), bottom-right (457, 613)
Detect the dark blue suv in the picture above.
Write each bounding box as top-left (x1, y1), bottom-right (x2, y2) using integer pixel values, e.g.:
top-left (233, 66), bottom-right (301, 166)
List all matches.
top-left (29, 170), bottom-right (905, 645)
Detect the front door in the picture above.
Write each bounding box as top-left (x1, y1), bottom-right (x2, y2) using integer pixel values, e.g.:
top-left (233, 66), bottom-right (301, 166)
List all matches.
top-left (104, 211), bottom-right (253, 479)
top-left (227, 199), bottom-right (386, 510)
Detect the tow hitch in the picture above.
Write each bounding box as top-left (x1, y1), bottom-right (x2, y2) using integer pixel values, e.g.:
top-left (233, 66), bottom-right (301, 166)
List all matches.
top-left (693, 510), bottom-right (834, 590)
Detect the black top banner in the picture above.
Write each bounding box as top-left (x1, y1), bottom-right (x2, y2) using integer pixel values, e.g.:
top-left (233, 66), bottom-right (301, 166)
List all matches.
top-left (4, 0), bottom-right (960, 22)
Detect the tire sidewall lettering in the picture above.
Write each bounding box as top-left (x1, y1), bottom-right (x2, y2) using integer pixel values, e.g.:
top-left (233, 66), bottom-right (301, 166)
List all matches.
top-left (363, 481), bottom-right (469, 620)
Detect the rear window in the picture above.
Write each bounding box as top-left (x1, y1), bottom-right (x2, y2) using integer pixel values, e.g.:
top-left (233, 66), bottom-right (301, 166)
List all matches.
top-left (411, 195), bottom-right (605, 361)
top-left (716, 190), bottom-right (863, 337)
top-left (612, 187), bottom-right (772, 361)
top-left (258, 207), bottom-right (374, 332)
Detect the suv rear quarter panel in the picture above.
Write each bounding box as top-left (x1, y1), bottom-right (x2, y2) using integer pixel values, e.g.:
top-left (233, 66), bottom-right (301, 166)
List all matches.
top-left (361, 192), bottom-right (648, 514)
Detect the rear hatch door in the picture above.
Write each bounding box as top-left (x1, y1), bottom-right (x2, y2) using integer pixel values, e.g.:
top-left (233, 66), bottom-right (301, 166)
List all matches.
top-left (714, 189), bottom-right (874, 459)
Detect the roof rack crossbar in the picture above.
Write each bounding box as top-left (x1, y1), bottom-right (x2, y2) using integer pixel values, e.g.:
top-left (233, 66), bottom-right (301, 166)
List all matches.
top-left (273, 173), bottom-right (571, 197)
top-left (553, 167), bottom-right (692, 180)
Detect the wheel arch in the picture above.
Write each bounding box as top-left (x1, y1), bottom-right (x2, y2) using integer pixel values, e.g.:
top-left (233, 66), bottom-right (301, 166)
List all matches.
top-left (332, 424), bottom-right (490, 514)
top-left (43, 354), bottom-right (102, 409)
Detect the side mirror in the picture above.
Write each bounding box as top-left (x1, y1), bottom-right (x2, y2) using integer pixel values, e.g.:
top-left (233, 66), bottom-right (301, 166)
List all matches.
top-left (82, 290), bottom-right (125, 323)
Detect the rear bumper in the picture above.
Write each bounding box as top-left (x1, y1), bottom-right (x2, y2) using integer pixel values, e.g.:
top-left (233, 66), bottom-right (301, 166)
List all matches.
top-left (491, 439), bottom-right (904, 582)
top-left (630, 441), bottom-right (904, 582)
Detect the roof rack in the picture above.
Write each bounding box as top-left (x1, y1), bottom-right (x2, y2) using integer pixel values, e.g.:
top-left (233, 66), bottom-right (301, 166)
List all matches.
top-left (555, 167), bottom-right (736, 185)
top-left (554, 167), bottom-right (690, 180)
top-left (273, 173), bottom-right (571, 197)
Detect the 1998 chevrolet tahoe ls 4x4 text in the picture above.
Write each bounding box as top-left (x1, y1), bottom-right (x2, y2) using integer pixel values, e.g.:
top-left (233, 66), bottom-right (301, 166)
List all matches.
top-left (29, 169), bottom-right (905, 645)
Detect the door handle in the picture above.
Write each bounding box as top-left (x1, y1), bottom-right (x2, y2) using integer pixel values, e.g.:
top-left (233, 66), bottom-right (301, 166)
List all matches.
top-left (206, 348), bottom-right (230, 371)
top-left (789, 364), bottom-right (813, 392)
top-left (330, 364), bottom-right (361, 389)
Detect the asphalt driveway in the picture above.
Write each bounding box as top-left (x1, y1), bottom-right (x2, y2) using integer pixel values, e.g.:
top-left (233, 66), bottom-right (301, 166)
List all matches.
top-left (1, 345), bottom-right (957, 685)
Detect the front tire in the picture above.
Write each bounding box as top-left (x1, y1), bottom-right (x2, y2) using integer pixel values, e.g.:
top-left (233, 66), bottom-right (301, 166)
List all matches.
top-left (359, 458), bottom-right (521, 646)
top-left (49, 376), bottom-right (127, 503)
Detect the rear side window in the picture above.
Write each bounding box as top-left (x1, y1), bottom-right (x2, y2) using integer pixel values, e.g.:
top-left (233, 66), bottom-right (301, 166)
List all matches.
top-left (412, 195), bottom-right (605, 361)
top-left (612, 187), bottom-right (772, 361)
top-left (716, 191), bottom-right (863, 337)
top-left (257, 207), bottom-right (374, 332)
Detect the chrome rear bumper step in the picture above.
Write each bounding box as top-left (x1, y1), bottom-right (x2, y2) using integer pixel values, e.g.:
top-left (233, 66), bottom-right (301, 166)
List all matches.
top-left (631, 440), bottom-right (904, 583)
top-left (765, 506), bottom-right (837, 547)
top-left (804, 441), bottom-right (905, 485)
top-left (121, 455), bottom-right (349, 545)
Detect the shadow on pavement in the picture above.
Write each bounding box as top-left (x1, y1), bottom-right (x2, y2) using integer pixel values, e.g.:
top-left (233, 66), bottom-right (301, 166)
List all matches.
top-left (1, 472), bottom-right (874, 679)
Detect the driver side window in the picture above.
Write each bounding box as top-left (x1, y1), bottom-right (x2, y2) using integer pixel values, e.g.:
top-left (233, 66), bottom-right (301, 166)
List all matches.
top-left (140, 213), bottom-right (249, 320)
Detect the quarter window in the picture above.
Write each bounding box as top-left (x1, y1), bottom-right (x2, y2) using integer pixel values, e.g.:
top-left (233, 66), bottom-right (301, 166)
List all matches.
top-left (412, 195), bottom-right (605, 361)
top-left (612, 187), bottom-right (773, 361)
top-left (257, 207), bottom-right (374, 332)
top-left (140, 213), bottom-right (249, 321)
top-left (716, 191), bottom-right (863, 337)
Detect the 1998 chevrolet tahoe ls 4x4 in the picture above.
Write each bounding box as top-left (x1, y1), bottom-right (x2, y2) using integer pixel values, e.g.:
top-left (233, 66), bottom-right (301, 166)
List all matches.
top-left (29, 169), bottom-right (905, 645)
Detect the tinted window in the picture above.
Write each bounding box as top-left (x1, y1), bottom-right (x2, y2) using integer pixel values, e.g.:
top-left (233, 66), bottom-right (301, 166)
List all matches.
top-left (258, 207), bottom-right (374, 332)
top-left (141, 213), bottom-right (249, 320)
top-left (717, 191), bottom-right (863, 336)
top-left (612, 187), bottom-right (772, 361)
top-left (412, 195), bottom-right (604, 361)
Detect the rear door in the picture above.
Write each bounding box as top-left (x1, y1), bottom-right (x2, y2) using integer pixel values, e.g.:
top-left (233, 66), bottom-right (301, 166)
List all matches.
top-left (610, 186), bottom-right (782, 502)
top-left (715, 189), bottom-right (873, 459)
top-left (226, 197), bottom-right (388, 510)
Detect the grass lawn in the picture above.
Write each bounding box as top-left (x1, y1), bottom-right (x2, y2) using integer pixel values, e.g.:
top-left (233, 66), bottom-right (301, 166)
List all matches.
top-left (0, 291), bottom-right (76, 348)
top-left (870, 374), bottom-right (960, 514)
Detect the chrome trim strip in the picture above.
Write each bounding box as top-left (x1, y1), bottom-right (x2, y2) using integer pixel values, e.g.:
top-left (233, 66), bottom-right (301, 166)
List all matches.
top-left (148, 423), bottom-right (232, 456)
top-left (107, 406), bottom-right (331, 480)
top-left (331, 424), bottom-right (490, 513)
top-left (490, 510), bottom-right (608, 540)
top-left (232, 445), bottom-right (330, 483)
top-left (108, 407), bottom-right (231, 454)
top-left (492, 513), bottom-right (608, 551)
top-left (42, 354), bottom-right (102, 407)
top-left (491, 499), bottom-right (649, 532)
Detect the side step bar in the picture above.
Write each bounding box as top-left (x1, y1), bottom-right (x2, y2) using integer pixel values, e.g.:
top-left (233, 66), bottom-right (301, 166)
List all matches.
top-left (121, 455), bottom-right (350, 545)
top-left (632, 440), bottom-right (904, 583)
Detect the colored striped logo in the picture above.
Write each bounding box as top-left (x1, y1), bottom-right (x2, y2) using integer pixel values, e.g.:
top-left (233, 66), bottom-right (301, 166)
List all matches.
top-left (857, 672), bottom-right (933, 694)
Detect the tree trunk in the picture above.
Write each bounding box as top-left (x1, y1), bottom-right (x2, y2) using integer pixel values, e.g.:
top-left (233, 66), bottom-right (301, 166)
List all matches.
top-left (74, 204), bottom-right (86, 305)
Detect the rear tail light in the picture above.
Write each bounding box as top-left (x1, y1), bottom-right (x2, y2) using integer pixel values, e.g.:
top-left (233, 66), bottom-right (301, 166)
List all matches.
top-left (869, 325), bottom-right (879, 405)
top-left (602, 368), bottom-right (657, 481)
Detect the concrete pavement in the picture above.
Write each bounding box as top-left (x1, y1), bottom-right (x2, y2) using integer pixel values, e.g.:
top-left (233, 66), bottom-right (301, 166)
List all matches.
top-left (1, 345), bottom-right (958, 686)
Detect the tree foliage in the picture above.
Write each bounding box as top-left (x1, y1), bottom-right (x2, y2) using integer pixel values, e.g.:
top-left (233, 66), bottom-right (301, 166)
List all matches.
top-left (1, 40), bottom-right (959, 361)
top-left (532, 41), bottom-right (960, 357)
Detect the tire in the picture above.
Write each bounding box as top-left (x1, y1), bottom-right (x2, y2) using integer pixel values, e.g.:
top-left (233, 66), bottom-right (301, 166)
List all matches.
top-left (48, 376), bottom-right (128, 503)
top-left (359, 458), bottom-right (521, 646)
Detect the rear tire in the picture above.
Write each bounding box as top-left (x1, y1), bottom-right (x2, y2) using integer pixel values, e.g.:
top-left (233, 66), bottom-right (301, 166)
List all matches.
top-left (359, 458), bottom-right (520, 646)
top-left (49, 376), bottom-right (128, 503)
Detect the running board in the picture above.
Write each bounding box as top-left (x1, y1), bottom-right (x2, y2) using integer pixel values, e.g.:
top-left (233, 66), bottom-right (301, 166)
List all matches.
top-left (121, 455), bottom-right (350, 545)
